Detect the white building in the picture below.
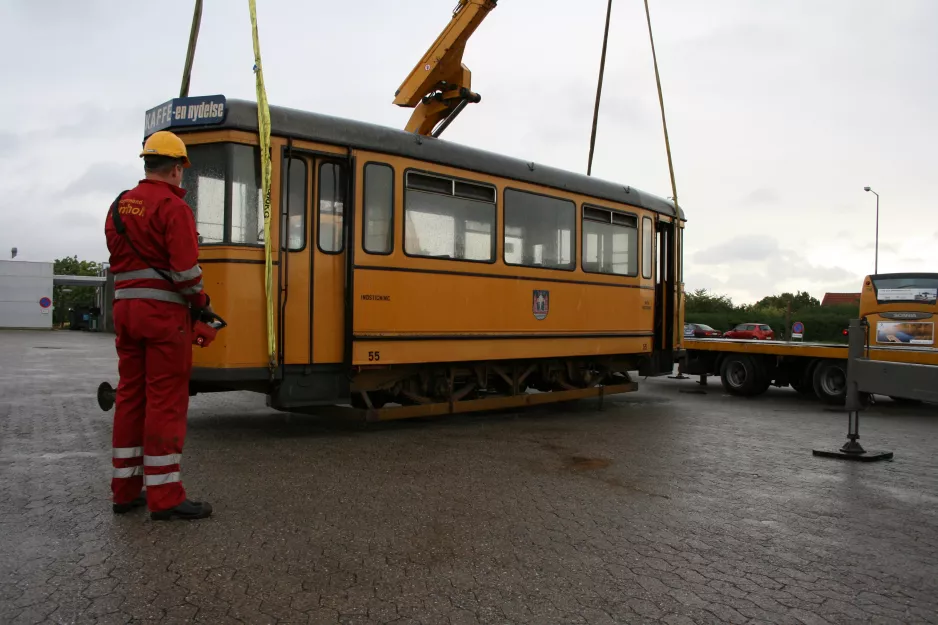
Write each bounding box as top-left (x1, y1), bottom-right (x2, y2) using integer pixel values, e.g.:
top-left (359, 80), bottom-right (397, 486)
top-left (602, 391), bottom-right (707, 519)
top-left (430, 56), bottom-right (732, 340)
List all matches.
top-left (0, 260), bottom-right (54, 329)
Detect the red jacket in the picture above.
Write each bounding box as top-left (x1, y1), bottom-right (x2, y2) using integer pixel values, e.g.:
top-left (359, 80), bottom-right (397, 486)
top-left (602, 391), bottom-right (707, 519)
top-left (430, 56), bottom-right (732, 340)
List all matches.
top-left (105, 179), bottom-right (209, 310)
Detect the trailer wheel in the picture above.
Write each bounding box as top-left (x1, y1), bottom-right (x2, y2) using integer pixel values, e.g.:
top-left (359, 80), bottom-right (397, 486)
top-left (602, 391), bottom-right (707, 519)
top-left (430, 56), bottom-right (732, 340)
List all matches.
top-left (812, 360), bottom-right (847, 405)
top-left (790, 362), bottom-right (817, 396)
top-left (720, 355), bottom-right (759, 396)
top-left (752, 358), bottom-right (772, 394)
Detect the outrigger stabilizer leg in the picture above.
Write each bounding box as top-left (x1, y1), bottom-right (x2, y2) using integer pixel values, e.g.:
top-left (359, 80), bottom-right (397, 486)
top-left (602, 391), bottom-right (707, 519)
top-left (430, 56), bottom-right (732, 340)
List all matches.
top-left (668, 358), bottom-right (689, 380)
top-left (811, 318), bottom-right (892, 462)
top-left (812, 407), bottom-right (892, 462)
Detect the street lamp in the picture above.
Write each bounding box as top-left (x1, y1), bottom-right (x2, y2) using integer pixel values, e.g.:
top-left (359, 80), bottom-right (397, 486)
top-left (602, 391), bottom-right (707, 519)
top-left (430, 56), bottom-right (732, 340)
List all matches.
top-left (864, 186), bottom-right (879, 274)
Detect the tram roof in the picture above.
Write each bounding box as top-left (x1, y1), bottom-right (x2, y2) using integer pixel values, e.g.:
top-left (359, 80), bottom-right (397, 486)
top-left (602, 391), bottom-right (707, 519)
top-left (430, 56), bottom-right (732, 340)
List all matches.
top-left (145, 95), bottom-right (684, 220)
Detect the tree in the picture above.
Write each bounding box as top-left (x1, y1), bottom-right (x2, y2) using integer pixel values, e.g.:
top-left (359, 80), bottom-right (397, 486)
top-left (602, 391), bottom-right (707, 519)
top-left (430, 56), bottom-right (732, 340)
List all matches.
top-left (53, 256), bottom-right (102, 326)
top-left (753, 290), bottom-right (820, 312)
top-left (685, 287), bottom-right (853, 342)
top-left (685, 288), bottom-right (735, 314)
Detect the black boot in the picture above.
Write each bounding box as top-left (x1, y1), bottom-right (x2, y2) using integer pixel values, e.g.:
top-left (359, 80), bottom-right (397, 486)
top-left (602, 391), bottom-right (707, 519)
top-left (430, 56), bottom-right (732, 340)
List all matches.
top-left (112, 491), bottom-right (147, 514)
top-left (150, 499), bottom-right (213, 521)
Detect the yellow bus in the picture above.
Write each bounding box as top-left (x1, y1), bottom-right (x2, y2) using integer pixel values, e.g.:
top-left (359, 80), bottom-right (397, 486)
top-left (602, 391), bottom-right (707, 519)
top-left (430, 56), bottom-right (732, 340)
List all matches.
top-left (142, 95), bottom-right (685, 420)
top-left (682, 272), bottom-right (937, 404)
top-left (860, 272), bottom-right (938, 351)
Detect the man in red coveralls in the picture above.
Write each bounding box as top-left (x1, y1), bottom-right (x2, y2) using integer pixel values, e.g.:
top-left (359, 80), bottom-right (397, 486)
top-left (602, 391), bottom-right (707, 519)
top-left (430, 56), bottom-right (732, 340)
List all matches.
top-left (105, 130), bottom-right (213, 521)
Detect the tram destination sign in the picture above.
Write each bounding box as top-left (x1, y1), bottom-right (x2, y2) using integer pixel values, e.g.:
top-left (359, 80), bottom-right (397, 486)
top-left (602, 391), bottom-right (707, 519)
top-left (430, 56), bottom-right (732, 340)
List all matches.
top-left (143, 95), bottom-right (227, 137)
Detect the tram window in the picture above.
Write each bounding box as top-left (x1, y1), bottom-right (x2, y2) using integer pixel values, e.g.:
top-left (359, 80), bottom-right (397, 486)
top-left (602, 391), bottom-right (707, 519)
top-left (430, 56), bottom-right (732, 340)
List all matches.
top-left (181, 143), bottom-right (227, 244)
top-left (642, 217), bottom-right (653, 279)
top-left (403, 171), bottom-right (495, 262)
top-left (678, 226), bottom-right (683, 284)
top-left (407, 172), bottom-right (453, 195)
top-left (504, 189), bottom-right (574, 270)
top-left (318, 162), bottom-right (346, 254)
top-left (281, 157), bottom-right (306, 251)
top-left (230, 144), bottom-right (264, 245)
top-left (180, 142), bottom-right (265, 246)
top-left (454, 180), bottom-right (496, 203)
top-left (581, 206), bottom-right (638, 276)
top-left (363, 163), bottom-right (394, 254)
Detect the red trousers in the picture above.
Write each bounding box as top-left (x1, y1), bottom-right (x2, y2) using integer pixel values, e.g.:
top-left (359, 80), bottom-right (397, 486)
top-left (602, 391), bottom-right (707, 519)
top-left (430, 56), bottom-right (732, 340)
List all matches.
top-left (111, 298), bottom-right (192, 512)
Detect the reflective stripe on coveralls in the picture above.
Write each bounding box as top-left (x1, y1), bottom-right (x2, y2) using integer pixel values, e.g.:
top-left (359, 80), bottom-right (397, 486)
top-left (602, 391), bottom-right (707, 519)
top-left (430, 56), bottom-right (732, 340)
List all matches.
top-left (111, 446), bottom-right (143, 480)
top-left (113, 264), bottom-right (202, 283)
top-left (145, 472), bottom-right (181, 487)
top-left (113, 446), bottom-right (143, 458)
top-left (144, 454), bottom-right (181, 467)
top-left (113, 288), bottom-right (187, 305)
top-left (113, 466), bottom-right (143, 479)
top-left (113, 264), bottom-right (204, 303)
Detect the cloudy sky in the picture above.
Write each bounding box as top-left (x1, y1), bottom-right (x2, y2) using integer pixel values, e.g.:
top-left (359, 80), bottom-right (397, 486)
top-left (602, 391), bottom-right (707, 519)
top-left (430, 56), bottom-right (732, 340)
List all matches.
top-left (2, 0), bottom-right (935, 304)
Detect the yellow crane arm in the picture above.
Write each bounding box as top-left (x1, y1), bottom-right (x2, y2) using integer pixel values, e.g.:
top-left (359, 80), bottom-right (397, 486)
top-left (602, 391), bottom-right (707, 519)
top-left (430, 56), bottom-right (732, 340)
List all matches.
top-left (393, 0), bottom-right (497, 136)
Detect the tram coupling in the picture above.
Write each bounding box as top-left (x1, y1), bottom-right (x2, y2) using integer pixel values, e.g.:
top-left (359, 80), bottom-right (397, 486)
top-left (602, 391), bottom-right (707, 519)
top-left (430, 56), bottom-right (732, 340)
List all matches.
top-left (96, 311), bottom-right (228, 412)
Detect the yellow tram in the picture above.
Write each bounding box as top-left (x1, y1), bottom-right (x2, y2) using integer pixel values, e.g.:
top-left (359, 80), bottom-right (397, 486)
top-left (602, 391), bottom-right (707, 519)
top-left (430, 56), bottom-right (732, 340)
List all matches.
top-left (143, 95), bottom-right (685, 419)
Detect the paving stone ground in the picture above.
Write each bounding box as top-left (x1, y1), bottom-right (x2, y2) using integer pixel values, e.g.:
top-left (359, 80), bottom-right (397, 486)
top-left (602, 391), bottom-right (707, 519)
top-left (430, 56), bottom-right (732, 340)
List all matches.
top-left (1, 329), bottom-right (937, 625)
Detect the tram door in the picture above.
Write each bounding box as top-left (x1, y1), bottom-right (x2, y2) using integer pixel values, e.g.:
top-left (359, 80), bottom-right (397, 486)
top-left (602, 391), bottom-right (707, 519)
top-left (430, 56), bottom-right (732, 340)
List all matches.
top-left (647, 216), bottom-right (677, 375)
top-left (273, 151), bottom-right (350, 408)
top-left (278, 155), bottom-right (348, 369)
top-left (310, 159), bottom-right (348, 365)
top-left (280, 154), bottom-right (311, 366)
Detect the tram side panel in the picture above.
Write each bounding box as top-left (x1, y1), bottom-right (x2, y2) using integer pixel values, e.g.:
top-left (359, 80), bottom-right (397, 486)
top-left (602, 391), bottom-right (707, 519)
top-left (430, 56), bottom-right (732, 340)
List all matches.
top-left (352, 268), bottom-right (653, 365)
top-left (347, 152), bottom-right (661, 404)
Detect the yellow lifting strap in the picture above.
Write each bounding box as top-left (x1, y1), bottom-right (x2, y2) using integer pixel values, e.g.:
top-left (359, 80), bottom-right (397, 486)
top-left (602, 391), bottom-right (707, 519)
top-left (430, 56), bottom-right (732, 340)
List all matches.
top-left (178, 0), bottom-right (277, 371)
top-left (247, 0), bottom-right (277, 371)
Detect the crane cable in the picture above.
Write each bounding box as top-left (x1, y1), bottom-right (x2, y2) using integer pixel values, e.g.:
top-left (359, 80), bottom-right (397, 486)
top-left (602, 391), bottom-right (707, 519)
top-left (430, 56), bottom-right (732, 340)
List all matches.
top-left (178, 0), bottom-right (277, 373)
top-left (587, 0), bottom-right (680, 212)
top-left (586, 0), bottom-right (613, 177)
top-left (179, 0), bottom-right (202, 98)
top-left (643, 0), bottom-right (679, 212)
top-left (642, 0), bottom-right (683, 341)
top-left (586, 0), bottom-right (678, 205)
top-left (586, 0), bottom-right (683, 342)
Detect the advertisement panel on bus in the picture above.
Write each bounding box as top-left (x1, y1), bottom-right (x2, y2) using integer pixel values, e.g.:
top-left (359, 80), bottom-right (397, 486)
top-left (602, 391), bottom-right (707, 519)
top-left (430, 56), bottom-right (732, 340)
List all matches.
top-left (875, 321), bottom-right (935, 345)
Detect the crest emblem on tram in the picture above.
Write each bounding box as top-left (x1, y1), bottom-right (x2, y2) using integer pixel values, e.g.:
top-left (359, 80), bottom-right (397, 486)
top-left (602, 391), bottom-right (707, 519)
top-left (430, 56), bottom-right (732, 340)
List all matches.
top-left (533, 290), bottom-right (549, 320)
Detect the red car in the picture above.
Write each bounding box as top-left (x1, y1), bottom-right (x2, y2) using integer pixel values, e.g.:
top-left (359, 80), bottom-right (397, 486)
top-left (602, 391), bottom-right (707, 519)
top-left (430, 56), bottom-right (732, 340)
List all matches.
top-left (723, 323), bottom-right (775, 340)
top-left (684, 323), bottom-right (723, 338)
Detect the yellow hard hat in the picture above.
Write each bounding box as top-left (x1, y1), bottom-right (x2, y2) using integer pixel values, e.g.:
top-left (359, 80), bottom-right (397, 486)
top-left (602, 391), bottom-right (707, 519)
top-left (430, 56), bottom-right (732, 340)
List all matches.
top-left (140, 131), bottom-right (191, 168)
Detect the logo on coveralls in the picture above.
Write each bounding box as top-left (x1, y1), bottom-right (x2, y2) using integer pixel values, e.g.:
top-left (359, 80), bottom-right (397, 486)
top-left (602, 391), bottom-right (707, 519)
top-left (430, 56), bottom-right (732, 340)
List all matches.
top-left (533, 290), bottom-right (549, 320)
top-left (118, 198), bottom-right (146, 217)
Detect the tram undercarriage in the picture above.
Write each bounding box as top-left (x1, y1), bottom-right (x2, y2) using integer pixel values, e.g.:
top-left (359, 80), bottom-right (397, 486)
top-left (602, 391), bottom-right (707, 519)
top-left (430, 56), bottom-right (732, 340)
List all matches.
top-left (98, 355), bottom-right (643, 422)
top-left (195, 355), bottom-right (645, 422)
top-left (344, 355), bottom-right (639, 417)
